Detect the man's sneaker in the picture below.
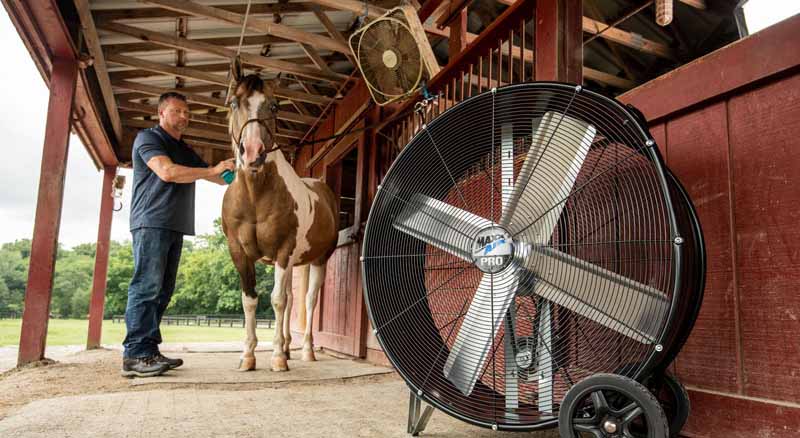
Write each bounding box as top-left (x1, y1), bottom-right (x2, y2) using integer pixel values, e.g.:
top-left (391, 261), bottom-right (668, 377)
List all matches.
top-left (121, 356), bottom-right (170, 378)
top-left (154, 353), bottom-right (184, 370)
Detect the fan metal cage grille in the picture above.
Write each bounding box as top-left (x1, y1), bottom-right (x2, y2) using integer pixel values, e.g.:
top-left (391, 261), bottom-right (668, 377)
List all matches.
top-left (351, 12), bottom-right (424, 105)
top-left (361, 82), bottom-right (704, 430)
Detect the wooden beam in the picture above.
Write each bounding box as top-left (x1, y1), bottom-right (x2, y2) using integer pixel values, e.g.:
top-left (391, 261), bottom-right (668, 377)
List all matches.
top-left (114, 79), bottom-right (226, 107)
top-left (93, 3), bottom-right (333, 23)
top-left (141, 0), bottom-right (351, 55)
top-left (116, 81), bottom-right (318, 125)
top-left (98, 22), bottom-right (347, 83)
top-left (448, 9), bottom-right (468, 61)
top-left (114, 74), bottom-right (332, 106)
top-left (18, 57), bottom-right (78, 366)
top-left (106, 53), bottom-right (228, 86)
top-left (582, 16), bottom-right (675, 59)
top-left (103, 35), bottom-right (295, 55)
top-left (536, 0), bottom-right (583, 83)
top-left (86, 166), bottom-right (115, 349)
top-left (117, 100), bottom-right (229, 126)
top-left (74, 0), bottom-right (123, 144)
top-left (276, 110), bottom-right (318, 126)
top-left (307, 4), bottom-right (355, 64)
top-left (678, 0), bottom-right (705, 9)
top-left (436, 0), bottom-right (471, 29)
top-left (301, 44), bottom-right (334, 75)
top-left (123, 117), bottom-right (230, 142)
top-left (583, 66), bottom-right (636, 89)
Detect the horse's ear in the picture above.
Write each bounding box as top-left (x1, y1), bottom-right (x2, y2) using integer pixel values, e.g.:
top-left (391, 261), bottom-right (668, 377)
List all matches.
top-left (231, 56), bottom-right (243, 83)
top-left (264, 79), bottom-right (276, 99)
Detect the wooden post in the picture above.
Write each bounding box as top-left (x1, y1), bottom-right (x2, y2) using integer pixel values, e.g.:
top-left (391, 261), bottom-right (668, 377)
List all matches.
top-left (17, 57), bottom-right (78, 366)
top-left (535, 0), bottom-right (583, 83)
top-left (448, 9), bottom-right (468, 62)
top-left (87, 166), bottom-right (116, 349)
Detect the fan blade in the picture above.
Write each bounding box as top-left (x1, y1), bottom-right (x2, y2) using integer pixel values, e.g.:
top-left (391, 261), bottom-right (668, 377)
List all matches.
top-left (443, 267), bottom-right (521, 396)
top-left (529, 246), bottom-right (669, 343)
top-left (500, 112), bottom-right (596, 243)
top-left (393, 193), bottom-right (490, 262)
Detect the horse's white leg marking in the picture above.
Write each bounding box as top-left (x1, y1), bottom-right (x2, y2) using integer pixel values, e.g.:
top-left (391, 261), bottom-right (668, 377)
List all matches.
top-left (271, 265), bottom-right (290, 372)
top-left (239, 292), bottom-right (258, 371)
top-left (282, 265), bottom-right (294, 358)
top-left (302, 263), bottom-right (326, 362)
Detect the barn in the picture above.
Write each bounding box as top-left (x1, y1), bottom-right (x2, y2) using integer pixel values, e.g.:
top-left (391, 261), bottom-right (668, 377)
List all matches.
top-left (2, 0), bottom-right (798, 437)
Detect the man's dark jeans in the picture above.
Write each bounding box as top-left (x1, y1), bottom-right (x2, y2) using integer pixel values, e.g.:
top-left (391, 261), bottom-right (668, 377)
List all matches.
top-left (123, 227), bottom-right (184, 359)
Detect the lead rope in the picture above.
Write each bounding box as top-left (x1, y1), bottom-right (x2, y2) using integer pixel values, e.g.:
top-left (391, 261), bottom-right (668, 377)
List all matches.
top-left (224, 0), bottom-right (253, 107)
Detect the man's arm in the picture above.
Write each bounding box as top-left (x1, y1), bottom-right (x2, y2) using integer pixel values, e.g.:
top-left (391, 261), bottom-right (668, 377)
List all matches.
top-left (147, 155), bottom-right (233, 184)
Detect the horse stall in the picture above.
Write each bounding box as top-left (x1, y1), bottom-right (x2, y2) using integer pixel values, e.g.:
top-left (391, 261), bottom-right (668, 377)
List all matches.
top-left (2, 0), bottom-right (798, 437)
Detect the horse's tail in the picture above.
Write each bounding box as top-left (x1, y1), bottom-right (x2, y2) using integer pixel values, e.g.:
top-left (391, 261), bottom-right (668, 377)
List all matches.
top-left (295, 264), bottom-right (311, 332)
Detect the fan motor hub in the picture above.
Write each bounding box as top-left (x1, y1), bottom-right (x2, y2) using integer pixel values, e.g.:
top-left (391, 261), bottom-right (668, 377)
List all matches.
top-left (382, 50), bottom-right (399, 69)
top-left (471, 226), bottom-right (514, 274)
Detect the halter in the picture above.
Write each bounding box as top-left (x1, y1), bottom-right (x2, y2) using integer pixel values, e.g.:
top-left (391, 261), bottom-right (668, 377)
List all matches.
top-left (230, 97), bottom-right (281, 159)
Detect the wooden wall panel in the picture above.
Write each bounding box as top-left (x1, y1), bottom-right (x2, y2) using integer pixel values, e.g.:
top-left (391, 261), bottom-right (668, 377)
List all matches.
top-left (728, 74), bottom-right (800, 403)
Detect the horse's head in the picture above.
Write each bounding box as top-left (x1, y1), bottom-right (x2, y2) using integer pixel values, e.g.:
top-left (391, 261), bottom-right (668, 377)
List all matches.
top-left (229, 65), bottom-right (279, 172)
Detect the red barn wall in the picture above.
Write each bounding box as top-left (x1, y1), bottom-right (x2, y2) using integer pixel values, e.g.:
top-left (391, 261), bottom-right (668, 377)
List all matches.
top-left (620, 14), bottom-right (800, 438)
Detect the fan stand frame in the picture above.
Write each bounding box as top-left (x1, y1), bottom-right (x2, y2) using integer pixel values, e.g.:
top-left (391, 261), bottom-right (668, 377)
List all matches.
top-left (407, 390), bottom-right (435, 436)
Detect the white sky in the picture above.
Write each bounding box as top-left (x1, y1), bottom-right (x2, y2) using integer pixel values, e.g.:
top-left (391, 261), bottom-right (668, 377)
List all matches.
top-left (0, 3), bottom-right (798, 248)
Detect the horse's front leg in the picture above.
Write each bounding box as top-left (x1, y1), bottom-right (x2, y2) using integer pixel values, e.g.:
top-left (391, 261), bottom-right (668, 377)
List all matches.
top-left (230, 246), bottom-right (258, 371)
top-left (302, 263), bottom-right (326, 362)
top-left (271, 264), bottom-right (292, 372)
top-left (282, 265), bottom-right (294, 359)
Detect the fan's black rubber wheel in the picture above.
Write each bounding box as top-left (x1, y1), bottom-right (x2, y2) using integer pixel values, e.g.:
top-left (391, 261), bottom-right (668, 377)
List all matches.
top-left (648, 373), bottom-right (690, 437)
top-left (558, 373), bottom-right (669, 438)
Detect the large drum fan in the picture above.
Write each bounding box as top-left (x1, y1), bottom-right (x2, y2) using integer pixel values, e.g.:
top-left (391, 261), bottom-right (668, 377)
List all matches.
top-left (361, 83), bottom-right (705, 437)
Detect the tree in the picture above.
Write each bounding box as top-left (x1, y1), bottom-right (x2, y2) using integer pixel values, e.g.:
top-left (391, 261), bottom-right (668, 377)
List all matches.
top-left (0, 246), bottom-right (28, 313)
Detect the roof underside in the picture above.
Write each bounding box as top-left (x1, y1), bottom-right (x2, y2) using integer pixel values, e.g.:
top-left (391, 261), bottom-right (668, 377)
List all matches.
top-left (40, 0), bottom-right (744, 166)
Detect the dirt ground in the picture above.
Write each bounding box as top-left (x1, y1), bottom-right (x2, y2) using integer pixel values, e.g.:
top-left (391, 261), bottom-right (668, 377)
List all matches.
top-left (0, 348), bottom-right (559, 437)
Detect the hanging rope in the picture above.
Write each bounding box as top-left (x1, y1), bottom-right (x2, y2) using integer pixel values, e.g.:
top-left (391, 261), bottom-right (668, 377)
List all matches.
top-left (224, 0), bottom-right (254, 106)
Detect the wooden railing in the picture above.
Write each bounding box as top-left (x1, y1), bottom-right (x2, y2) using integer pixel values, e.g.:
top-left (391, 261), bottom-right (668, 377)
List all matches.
top-left (382, 0), bottom-right (536, 157)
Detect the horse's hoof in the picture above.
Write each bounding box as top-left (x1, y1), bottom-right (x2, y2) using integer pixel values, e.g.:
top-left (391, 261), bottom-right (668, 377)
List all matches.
top-left (271, 356), bottom-right (289, 372)
top-left (237, 356), bottom-right (256, 371)
top-left (302, 350), bottom-right (316, 362)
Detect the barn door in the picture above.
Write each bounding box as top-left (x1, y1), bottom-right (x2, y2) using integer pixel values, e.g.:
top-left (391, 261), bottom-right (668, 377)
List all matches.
top-left (291, 127), bottom-right (369, 358)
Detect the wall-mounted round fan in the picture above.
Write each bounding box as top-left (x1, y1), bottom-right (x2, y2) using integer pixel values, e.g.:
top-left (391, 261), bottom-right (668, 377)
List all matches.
top-left (350, 6), bottom-right (440, 106)
top-left (361, 83), bottom-right (705, 437)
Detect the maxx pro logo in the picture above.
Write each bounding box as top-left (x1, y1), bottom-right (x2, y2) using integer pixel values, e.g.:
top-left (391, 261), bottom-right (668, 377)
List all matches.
top-left (472, 226), bottom-right (514, 274)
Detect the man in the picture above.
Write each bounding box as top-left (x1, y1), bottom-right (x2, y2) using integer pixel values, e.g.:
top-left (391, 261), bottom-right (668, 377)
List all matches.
top-left (122, 92), bottom-right (235, 378)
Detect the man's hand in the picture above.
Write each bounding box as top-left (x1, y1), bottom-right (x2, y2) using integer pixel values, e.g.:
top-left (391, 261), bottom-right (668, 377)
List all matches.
top-left (212, 158), bottom-right (236, 176)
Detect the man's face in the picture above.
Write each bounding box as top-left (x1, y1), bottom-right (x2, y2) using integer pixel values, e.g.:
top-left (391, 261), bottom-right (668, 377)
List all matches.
top-left (159, 98), bottom-right (190, 134)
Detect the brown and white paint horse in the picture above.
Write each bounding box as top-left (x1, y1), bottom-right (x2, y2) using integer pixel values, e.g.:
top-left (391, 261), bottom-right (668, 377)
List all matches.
top-left (222, 70), bottom-right (338, 372)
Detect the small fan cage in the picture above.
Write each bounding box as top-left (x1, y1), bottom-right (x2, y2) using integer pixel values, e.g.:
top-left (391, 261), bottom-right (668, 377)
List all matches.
top-left (351, 12), bottom-right (424, 105)
top-left (361, 83), bottom-right (704, 431)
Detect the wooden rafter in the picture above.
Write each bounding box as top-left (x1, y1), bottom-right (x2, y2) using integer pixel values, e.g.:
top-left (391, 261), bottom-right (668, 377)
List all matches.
top-left (74, 0), bottom-right (123, 144)
top-left (113, 73), bottom-right (333, 106)
top-left (141, 0), bottom-right (352, 55)
top-left (583, 16), bottom-right (675, 59)
top-left (98, 22), bottom-right (347, 83)
top-left (114, 80), bottom-right (318, 125)
top-left (92, 2), bottom-right (335, 23)
top-left (124, 117), bottom-right (229, 142)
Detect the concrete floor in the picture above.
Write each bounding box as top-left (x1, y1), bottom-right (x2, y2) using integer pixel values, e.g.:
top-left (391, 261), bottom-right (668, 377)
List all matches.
top-left (0, 345), bottom-right (560, 438)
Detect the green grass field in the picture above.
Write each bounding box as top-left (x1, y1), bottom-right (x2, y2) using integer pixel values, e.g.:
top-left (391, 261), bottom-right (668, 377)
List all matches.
top-left (0, 319), bottom-right (275, 347)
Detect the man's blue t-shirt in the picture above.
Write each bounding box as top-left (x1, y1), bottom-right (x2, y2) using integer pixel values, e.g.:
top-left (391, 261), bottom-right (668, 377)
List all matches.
top-left (129, 125), bottom-right (208, 236)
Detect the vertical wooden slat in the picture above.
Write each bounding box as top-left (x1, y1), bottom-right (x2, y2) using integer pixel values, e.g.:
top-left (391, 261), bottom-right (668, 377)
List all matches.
top-left (508, 30), bottom-right (514, 84)
top-left (487, 51), bottom-right (493, 89)
top-left (452, 77), bottom-right (457, 104)
top-left (520, 18), bottom-right (526, 82)
top-left (18, 57), bottom-right (78, 366)
top-left (467, 64), bottom-right (473, 97)
top-left (86, 166), bottom-right (116, 349)
top-left (479, 56), bottom-right (484, 93)
top-left (497, 43), bottom-right (503, 88)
